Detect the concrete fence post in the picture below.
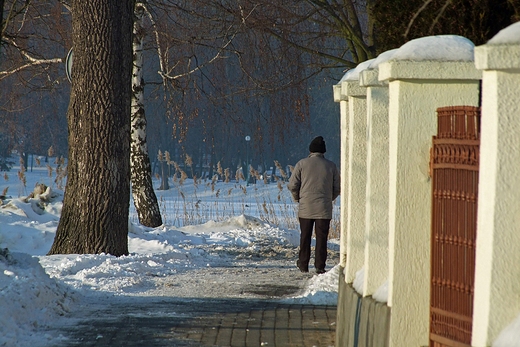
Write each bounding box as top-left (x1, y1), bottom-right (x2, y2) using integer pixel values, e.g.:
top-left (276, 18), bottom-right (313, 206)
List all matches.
top-left (379, 59), bottom-right (481, 347)
top-left (333, 84), bottom-right (349, 269)
top-left (472, 25), bottom-right (520, 346)
top-left (341, 80), bottom-right (368, 284)
top-left (359, 69), bottom-right (390, 297)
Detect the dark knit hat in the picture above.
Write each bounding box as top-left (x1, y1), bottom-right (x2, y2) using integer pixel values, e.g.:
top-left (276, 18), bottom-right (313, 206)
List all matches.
top-left (309, 136), bottom-right (326, 153)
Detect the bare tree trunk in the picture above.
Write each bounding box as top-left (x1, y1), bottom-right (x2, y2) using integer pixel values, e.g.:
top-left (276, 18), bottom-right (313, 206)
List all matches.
top-left (158, 159), bottom-right (170, 190)
top-left (130, 2), bottom-right (163, 227)
top-left (48, 0), bottom-right (134, 256)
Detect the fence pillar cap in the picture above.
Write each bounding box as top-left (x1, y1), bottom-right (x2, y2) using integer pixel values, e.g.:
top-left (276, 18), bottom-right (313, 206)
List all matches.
top-left (379, 60), bottom-right (481, 82)
top-left (475, 44), bottom-right (520, 71)
top-left (359, 69), bottom-right (387, 87)
top-left (475, 21), bottom-right (520, 71)
top-left (340, 80), bottom-right (366, 98)
top-left (333, 84), bottom-right (347, 102)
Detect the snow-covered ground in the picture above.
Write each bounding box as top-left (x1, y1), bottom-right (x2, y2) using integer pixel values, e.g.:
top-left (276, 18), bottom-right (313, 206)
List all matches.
top-left (0, 158), bottom-right (340, 347)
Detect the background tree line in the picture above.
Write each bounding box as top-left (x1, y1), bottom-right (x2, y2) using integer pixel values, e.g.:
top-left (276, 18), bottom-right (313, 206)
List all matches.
top-left (1, 0), bottom-right (517, 177)
top-left (0, 0), bottom-right (517, 254)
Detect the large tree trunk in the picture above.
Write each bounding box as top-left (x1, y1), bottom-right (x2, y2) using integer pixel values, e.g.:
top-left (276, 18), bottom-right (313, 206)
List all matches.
top-left (48, 0), bottom-right (135, 256)
top-left (130, 2), bottom-right (163, 227)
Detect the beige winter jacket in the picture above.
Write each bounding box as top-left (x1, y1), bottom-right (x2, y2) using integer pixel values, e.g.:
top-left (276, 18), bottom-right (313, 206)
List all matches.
top-left (287, 153), bottom-right (340, 219)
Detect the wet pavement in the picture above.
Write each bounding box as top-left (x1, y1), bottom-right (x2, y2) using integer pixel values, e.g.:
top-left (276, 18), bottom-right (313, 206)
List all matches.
top-left (54, 297), bottom-right (336, 347)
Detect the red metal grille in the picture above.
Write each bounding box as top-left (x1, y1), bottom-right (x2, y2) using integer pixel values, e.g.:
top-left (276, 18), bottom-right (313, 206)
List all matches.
top-left (429, 106), bottom-right (480, 347)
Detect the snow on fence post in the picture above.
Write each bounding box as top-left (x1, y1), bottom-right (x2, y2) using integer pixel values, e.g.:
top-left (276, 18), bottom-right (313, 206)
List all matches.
top-left (472, 22), bottom-right (520, 347)
top-left (378, 36), bottom-right (481, 347)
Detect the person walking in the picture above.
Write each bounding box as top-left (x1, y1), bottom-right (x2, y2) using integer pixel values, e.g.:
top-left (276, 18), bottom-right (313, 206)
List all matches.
top-left (288, 136), bottom-right (340, 274)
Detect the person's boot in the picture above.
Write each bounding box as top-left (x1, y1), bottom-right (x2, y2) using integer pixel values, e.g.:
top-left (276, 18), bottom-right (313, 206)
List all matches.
top-left (296, 260), bottom-right (309, 273)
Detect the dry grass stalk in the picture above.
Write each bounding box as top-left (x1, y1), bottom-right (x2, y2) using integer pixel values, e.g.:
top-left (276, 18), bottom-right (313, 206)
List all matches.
top-left (250, 166), bottom-right (261, 181)
top-left (277, 181), bottom-right (283, 192)
top-left (55, 165), bottom-right (68, 190)
top-left (47, 164), bottom-right (53, 178)
top-left (262, 201), bottom-right (268, 215)
top-left (185, 154), bottom-right (195, 179)
top-left (157, 150), bottom-right (164, 162)
top-left (18, 157), bottom-right (26, 189)
top-left (179, 170), bottom-right (188, 185)
top-left (17, 171), bottom-right (26, 188)
top-left (184, 154), bottom-right (192, 167)
top-left (236, 168), bottom-right (244, 182)
top-left (48, 146), bottom-right (55, 157)
top-left (210, 174), bottom-right (218, 192)
top-left (224, 168), bottom-right (230, 183)
top-left (274, 160), bottom-right (288, 180)
top-left (3, 173), bottom-right (8, 181)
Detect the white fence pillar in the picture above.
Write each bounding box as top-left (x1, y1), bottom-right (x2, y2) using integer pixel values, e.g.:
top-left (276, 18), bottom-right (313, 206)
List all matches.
top-left (341, 80), bottom-right (367, 283)
top-left (472, 26), bottom-right (520, 347)
top-left (333, 84), bottom-right (349, 268)
top-left (359, 69), bottom-right (390, 297)
top-left (379, 60), bottom-right (481, 347)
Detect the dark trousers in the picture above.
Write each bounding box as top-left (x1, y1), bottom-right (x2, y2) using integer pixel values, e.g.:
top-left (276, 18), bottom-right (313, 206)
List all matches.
top-left (298, 218), bottom-right (330, 270)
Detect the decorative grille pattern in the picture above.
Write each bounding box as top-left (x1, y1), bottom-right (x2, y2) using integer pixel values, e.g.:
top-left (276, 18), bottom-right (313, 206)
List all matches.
top-left (429, 106), bottom-right (480, 347)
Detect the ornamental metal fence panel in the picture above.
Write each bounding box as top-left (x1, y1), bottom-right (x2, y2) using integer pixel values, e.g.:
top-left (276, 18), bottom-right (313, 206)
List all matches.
top-left (429, 106), bottom-right (480, 347)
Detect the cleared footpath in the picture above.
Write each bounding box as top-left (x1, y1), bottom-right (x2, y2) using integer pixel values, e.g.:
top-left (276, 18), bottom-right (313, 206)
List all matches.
top-left (56, 298), bottom-right (336, 347)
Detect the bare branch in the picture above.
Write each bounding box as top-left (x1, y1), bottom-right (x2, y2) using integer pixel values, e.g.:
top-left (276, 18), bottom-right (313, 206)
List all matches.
top-left (142, 2), bottom-right (249, 83)
top-left (0, 37), bottom-right (63, 80)
top-left (429, 0), bottom-right (453, 34)
top-left (404, 0), bottom-right (434, 38)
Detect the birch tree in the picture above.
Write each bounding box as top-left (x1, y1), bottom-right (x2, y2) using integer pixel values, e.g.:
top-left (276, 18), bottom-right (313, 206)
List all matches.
top-left (130, 1), bottom-right (162, 227)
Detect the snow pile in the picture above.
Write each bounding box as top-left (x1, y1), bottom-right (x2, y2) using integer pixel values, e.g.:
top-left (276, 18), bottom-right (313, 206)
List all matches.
top-left (283, 264), bottom-right (340, 305)
top-left (373, 280), bottom-right (389, 303)
top-left (0, 249), bottom-right (74, 346)
top-left (353, 266), bottom-right (365, 294)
